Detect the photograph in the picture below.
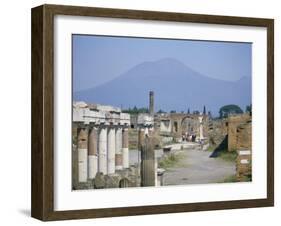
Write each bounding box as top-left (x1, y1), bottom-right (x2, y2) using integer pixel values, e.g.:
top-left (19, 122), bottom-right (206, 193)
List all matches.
top-left (30, 3), bottom-right (274, 221)
top-left (71, 34), bottom-right (252, 190)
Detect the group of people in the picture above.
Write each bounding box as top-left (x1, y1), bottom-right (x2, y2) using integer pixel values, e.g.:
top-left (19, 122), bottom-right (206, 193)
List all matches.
top-left (182, 132), bottom-right (196, 142)
top-left (182, 132), bottom-right (205, 150)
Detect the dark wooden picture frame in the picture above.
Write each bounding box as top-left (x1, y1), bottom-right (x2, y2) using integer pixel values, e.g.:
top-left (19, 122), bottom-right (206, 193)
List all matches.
top-left (31, 4), bottom-right (274, 221)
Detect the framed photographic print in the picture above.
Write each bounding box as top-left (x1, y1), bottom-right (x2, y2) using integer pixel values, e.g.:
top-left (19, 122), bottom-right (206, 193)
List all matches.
top-left (31, 4), bottom-right (274, 221)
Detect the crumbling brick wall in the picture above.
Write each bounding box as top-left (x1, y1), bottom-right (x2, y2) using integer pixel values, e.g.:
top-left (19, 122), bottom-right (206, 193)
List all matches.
top-left (236, 150), bottom-right (252, 181)
top-left (235, 119), bottom-right (252, 181)
top-left (236, 122), bottom-right (252, 150)
top-left (227, 114), bottom-right (251, 151)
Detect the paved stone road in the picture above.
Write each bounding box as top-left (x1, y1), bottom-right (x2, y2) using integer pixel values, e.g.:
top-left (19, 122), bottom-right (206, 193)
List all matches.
top-left (163, 145), bottom-right (236, 186)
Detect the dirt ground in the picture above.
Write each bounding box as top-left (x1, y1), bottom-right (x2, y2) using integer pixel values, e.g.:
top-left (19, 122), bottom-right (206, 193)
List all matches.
top-left (163, 146), bottom-right (236, 186)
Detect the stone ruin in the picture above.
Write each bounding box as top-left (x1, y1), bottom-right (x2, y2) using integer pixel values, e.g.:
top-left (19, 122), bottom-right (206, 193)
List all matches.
top-left (208, 113), bottom-right (252, 181)
top-left (72, 101), bottom-right (157, 189)
top-left (72, 101), bottom-right (140, 189)
top-left (72, 91), bottom-right (252, 188)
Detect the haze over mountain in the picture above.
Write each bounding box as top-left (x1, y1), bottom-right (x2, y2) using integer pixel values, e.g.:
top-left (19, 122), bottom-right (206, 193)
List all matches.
top-left (74, 58), bottom-right (251, 116)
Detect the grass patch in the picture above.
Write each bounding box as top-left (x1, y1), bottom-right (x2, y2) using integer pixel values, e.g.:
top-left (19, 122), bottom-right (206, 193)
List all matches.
top-left (219, 174), bottom-right (252, 183)
top-left (221, 175), bottom-right (238, 183)
top-left (207, 146), bottom-right (215, 152)
top-left (240, 174), bottom-right (252, 182)
top-left (158, 152), bottom-right (185, 169)
top-left (217, 149), bottom-right (238, 162)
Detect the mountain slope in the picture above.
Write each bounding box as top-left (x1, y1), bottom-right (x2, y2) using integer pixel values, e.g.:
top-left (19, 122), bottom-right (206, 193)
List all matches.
top-left (74, 58), bottom-right (251, 115)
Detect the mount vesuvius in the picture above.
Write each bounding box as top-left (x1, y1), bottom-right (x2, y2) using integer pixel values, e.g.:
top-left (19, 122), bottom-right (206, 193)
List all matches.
top-left (74, 58), bottom-right (251, 115)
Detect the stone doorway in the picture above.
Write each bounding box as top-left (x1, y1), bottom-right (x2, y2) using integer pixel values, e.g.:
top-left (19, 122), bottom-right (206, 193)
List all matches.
top-left (119, 178), bottom-right (129, 188)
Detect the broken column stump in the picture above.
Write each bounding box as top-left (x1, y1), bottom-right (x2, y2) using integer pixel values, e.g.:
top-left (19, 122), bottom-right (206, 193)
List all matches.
top-left (141, 136), bottom-right (156, 186)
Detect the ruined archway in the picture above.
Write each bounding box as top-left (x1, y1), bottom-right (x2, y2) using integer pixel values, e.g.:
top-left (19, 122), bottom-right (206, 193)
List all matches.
top-left (119, 178), bottom-right (129, 188)
top-left (180, 115), bottom-right (199, 135)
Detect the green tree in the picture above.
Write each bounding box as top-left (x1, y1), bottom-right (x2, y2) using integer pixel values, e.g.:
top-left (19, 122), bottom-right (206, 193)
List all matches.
top-left (219, 104), bottom-right (243, 118)
top-left (203, 105), bottom-right (206, 115)
top-left (122, 106), bottom-right (148, 114)
top-left (193, 110), bottom-right (200, 115)
top-left (133, 106), bottom-right (138, 114)
top-left (157, 109), bottom-right (166, 114)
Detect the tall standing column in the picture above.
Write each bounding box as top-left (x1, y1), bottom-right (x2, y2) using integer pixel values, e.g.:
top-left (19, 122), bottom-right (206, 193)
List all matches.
top-left (98, 126), bottom-right (107, 175)
top-left (78, 128), bottom-right (88, 182)
top-left (199, 116), bottom-right (204, 140)
top-left (115, 127), bottom-right (123, 170)
top-left (107, 127), bottom-right (116, 174)
top-left (122, 128), bottom-right (129, 168)
top-left (88, 127), bottom-right (98, 179)
top-left (149, 91), bottom-right (154, 115)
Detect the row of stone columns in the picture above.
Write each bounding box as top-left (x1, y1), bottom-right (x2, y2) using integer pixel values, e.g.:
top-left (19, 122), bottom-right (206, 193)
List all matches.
top-left (77, 126), bottom-right (129, 182)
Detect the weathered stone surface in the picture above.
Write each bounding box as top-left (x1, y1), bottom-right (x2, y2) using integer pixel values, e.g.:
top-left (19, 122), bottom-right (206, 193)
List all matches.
top-left (105, 174), bottom-right (121, 188)
top-left (93, 167), bottom-right (140, 189)
top-left (236, 150), bottom-right (252, 181)
top-left (128, 128), bottom-right (138, 149)
top-left (127, 166), bottom-right (140, 187)
top-left (228, 114), bottom-right (251, 151)
top-left (141, 136), bottom-right (156, 186)
top-left (208, 114), bottom-right (251, 153)
top-left (73, 178), bottom-right (95, 190)
top-left (236, 123), bottom-right (252, 150)
top-left (208, 119), bottom-right (228, 148)
top-left (94, 172), bottom-right (106, 189)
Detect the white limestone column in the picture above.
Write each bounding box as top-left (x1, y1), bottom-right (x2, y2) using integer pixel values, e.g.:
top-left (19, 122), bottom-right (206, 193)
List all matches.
top-left (199, 116), bottom-right (204, 140)
top-left (98, 127), bottom-right (107, 175)
top-left (78, 128), bottom-right (88, 182)
top-left (88, 127), bottom-right (98, 179)
top-left (122, 128), bottom-right (129, 168)
top-left (107, 127), bottom-right (116, 174)
top-left (115, 127), bottom-right (123, 170)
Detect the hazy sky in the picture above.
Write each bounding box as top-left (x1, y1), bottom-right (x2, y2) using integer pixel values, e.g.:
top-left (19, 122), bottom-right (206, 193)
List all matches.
top-left (73, 35), bottom-right (252, 92)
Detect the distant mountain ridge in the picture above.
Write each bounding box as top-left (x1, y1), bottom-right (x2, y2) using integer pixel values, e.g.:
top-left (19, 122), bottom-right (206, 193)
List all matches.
top-left (74, 58), bottom-right (251, 115)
